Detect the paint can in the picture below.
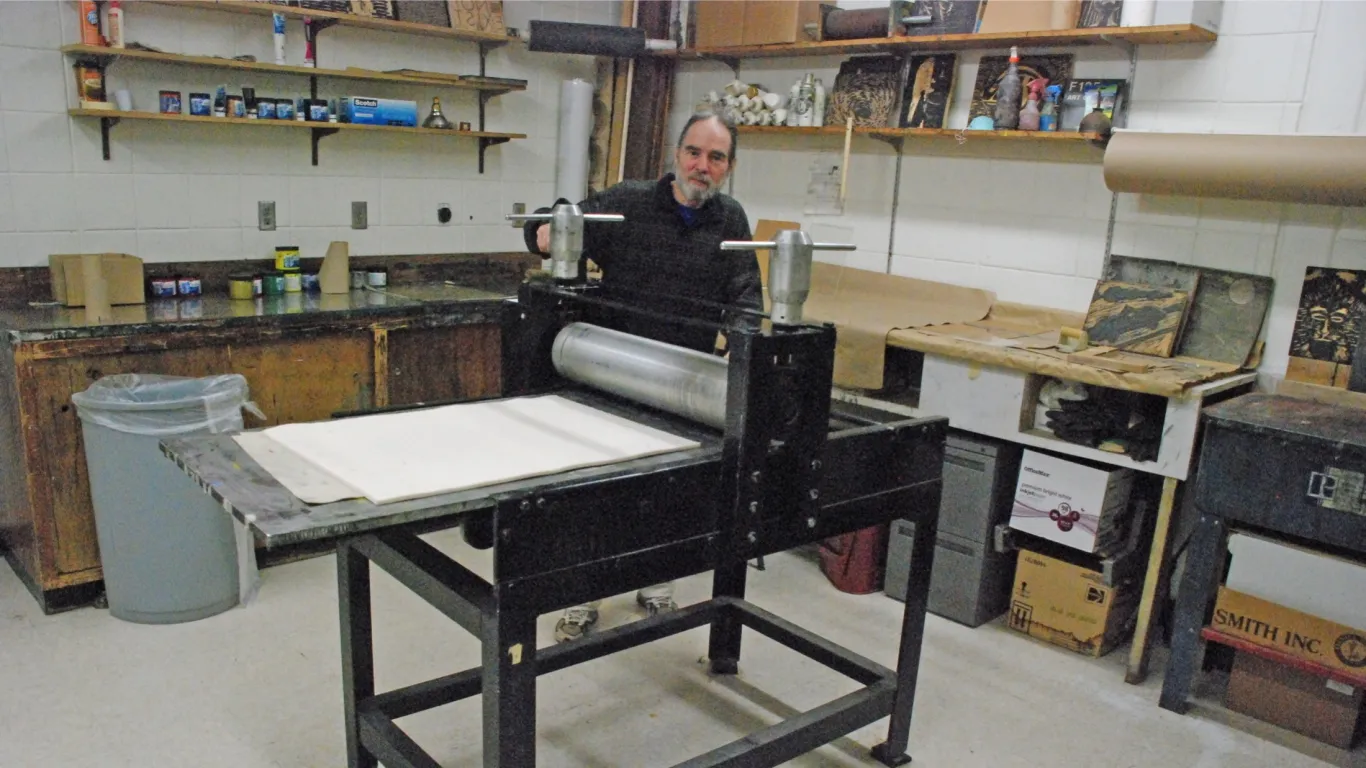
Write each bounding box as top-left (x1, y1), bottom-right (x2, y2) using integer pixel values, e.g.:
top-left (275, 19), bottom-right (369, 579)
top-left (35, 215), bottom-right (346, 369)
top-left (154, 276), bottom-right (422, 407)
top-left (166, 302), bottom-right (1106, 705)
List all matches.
top-left (350, 269), bottom-right (365, 290)
top-left (176, 276), bottom-right (202, 297)
top-left (189, 92), bottom-right (211, 116)
top-left (262, 271), bottom-right (285, 296)
top-left (274, 245), bottom-right (300, 272)
top-left (365, 267), bottom-right (388, 288)
top-left (301, 272), bottom-right (319, 292)
top-left (283, 272), bottom-right (302, 293)
top-left (252, 274), bottom-right (264, 296)
top-left (228, 273), bottom-right (255, 300)
top-left (149, 277), bottom-right (177, 298)
top-left (159, 90), bottom-right (182, 114)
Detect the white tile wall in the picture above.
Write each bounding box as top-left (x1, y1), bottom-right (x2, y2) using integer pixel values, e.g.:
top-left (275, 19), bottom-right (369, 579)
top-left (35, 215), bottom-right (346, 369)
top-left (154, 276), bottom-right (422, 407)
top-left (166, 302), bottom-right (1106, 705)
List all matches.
top-left (669, 0), bottom-right (1366, 376)
top-left (0, 0), bottom-right (602, 267)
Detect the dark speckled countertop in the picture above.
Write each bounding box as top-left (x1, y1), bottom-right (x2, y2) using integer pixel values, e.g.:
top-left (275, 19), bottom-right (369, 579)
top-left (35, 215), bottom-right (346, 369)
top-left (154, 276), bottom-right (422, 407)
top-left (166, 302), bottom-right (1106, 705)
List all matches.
top-left (0, 283), bottom-right (512, 344)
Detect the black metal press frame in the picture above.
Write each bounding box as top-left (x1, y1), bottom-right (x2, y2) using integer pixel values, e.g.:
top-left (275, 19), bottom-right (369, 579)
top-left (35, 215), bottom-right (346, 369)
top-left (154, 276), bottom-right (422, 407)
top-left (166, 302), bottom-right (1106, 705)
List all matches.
top-left (336, 280), bottom-right (947, 767)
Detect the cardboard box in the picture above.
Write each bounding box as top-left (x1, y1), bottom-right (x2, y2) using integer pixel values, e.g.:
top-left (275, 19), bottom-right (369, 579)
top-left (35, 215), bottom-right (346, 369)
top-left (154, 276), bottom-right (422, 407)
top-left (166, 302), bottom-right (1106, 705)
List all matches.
top-left (48, 253), bottom-right (145, 307)
top-left (1212, 587), bottom-right (1366, 678)
top-left (1009, 450), bottom-right (1134, 554)
top-left (1226, 650), bottom-right (1364, 749)
top-left (740, 0), bottom-right (821, 46)
top-left (977, 0), bottom-right (1079, 33)
top-left (1007, 549), bottom-right (1138, 657)
top-left (693, 0), bottom-right (746, 48)
top-left (339, 96), bottom-right (418, 127)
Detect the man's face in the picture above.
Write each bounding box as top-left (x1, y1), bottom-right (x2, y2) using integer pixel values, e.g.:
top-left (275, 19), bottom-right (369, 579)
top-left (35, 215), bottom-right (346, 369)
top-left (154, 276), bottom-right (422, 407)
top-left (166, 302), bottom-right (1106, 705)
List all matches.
top-left (674, 118), bottom-right (733, 206)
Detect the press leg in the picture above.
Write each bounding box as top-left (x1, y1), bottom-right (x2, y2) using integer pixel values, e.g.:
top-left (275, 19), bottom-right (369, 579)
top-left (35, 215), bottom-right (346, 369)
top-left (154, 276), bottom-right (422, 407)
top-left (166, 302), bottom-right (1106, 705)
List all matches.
top-left (708, 560), bottom-right (748, 675)
top-left (339, 540), bottom-right (377, 768)
top-left (483, 602), bottom-right (538, 767)
top-left (873, 514), bottom-right (936, 766)
top-left (1159, 512), bottom-right (1227, 713)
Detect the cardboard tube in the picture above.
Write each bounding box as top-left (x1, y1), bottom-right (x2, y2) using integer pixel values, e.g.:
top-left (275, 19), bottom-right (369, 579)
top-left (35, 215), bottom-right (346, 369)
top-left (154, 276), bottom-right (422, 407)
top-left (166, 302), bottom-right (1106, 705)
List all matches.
top-left (1103, 132), bottom-right (1366, 206)
top-left (81, 253), bottom-right (112, 324)
top-left (319, 241), bottom-right (350, 294)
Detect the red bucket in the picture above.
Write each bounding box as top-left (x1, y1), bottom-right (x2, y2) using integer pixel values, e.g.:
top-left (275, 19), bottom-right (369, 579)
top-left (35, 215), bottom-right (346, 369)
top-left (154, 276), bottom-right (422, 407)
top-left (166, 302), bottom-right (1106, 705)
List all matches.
top-left (818, 524), bottom-right (889, 594)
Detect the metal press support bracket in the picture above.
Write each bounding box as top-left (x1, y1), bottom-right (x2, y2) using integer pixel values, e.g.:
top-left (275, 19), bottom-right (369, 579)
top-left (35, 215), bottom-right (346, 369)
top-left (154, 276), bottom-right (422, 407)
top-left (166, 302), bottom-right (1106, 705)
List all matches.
top-left (507, 204), bottom-right (626, 282)
top-left (722, 231), bottom-right (855, 325)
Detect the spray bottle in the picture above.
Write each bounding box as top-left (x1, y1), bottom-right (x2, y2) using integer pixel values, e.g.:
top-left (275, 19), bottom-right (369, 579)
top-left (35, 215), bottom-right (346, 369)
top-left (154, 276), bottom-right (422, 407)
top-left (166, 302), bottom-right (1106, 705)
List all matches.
top-left (1040, 84), bottom-right (1062, 132)
top-left (273, 13), bottom-right (287, 65)
top-left (1019, 78), bottom-right (1046, 131)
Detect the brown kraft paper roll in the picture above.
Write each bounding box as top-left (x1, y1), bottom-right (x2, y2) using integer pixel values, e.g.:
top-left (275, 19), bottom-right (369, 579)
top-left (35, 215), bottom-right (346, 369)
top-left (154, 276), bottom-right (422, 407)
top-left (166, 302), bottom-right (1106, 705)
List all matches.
top-left (1103, 132), bottom-right (1366, 206)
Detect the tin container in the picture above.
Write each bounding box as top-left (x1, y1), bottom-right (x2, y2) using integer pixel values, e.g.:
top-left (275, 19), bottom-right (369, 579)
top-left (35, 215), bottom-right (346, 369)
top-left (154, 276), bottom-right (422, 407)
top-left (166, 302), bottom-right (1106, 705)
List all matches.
top-left (366, 267), bottom-right (389, 288)
top-left (283, 272), bottom-right (302, 293)
top-left (226, 95), bottom-right (244, 118)
top-left (177, 276), bottom-right (202, 297)
top-left (159, 90), bottom-right (182, 114)
top-left (262, 271), bottom-right (286, 296)
top-left (301, 272), bottom-right (319, 292)
top-left (350, 269), bottom-right (365, 290)
top-left (189, 92), bottom-right (211, 116)
top-left (149, 277), bottom-right (177, 298)
top-left (252, 274), bottom-right (264, 296)
top-left (257, 99), bottom-right (276, 119)
top-left (228, 273), bottom-right (255, 300)
top-left (276, 99), bottom-right (295, 120)
top-left (274, 245), bottom-right (300, 272)
top-left (308, 100), bottom-right (329, 122)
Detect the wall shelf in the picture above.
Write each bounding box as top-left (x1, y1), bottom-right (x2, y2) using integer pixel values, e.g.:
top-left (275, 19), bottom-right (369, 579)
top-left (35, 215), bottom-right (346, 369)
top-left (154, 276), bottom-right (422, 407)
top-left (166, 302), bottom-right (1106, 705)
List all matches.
top-left (60, 44), bottom-right (526, 95)
top-left (143, 0), bottom-right (514, 44)
top-left (738, 124), bottom-right (1105, 154)
top-left (68, 109), bottom-right (524, 166)
top-left (667, 23), bottom-right (1216, 62)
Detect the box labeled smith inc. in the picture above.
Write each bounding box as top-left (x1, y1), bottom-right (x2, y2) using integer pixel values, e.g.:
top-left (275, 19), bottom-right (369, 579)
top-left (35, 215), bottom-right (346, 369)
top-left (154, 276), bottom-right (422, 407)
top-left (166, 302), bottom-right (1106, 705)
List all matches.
top-left (339, 96), bottom-right (417, 127)
top-left (1007, 549), bottom-right (1138, 657)
top-left (1010, 450), bottom-right (1134, 554)
top-left (1212, 587), bottom-right (1366, 678)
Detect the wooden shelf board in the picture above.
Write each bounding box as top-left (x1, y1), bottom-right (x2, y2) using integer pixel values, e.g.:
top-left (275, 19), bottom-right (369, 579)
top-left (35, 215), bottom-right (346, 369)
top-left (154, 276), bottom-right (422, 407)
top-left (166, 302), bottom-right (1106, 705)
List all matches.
top-left (68, 109), bottom-right (526, 140)
top-left (143, 0), bottom-right (514, 44)
top-left (739, 125), bottom-right (1104, 144)
top-left (670, 23), bottom-right (1216, 59)
top-left (1201, 628), bottom-right (1366, 689)
top-left (60, 44), bottom-right (524, 94)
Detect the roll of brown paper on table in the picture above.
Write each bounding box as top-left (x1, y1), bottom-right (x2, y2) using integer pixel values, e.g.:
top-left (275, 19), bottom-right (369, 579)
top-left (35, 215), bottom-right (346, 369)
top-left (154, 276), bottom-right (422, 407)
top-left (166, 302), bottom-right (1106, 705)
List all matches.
top-left (81, 253), bottom-right (113, 324)
top-left (1102, 131), bottom-right (1366, 206)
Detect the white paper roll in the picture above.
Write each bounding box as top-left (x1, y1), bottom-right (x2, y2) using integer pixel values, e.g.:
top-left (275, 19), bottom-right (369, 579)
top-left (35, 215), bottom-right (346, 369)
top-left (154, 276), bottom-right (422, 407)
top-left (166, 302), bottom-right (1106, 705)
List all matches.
top-left (555, 78), bottom-right (594, 203)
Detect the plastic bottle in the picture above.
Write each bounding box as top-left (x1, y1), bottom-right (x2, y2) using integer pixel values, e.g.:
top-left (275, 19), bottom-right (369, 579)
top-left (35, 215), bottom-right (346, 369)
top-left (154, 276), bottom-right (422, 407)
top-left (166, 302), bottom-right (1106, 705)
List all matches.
top-left (303, 17), bottom-right (316, 68)
top-left (106, 1), bottom-right (125, 49)
top-left (78, 0), bottom-right (103, 46)
top-left (994, 46), bottom-right (1022, 130)
top-left (1019, 78), bottom-right (1045, 131)
top-left (1039, 84), bottom-right (1062, 132)
top-left (272, 13), bottom-right (287, 65)
top-left (812, 77), bottom-right (826, 127)
top-left (796, 73), bottom-right (815, 127)
top-left (786, 80), bottom-right (801, 126)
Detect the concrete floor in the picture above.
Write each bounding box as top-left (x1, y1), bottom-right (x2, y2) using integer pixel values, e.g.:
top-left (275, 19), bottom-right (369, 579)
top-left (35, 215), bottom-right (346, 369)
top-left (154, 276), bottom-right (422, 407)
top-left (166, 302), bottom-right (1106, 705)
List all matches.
top-left (0, 532), bottom-right (1356, 768)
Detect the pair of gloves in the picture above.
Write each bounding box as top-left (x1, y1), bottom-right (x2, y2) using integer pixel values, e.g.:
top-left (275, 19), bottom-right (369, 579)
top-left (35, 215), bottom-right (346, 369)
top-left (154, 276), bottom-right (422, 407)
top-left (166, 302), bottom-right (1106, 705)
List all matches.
top-left (1042, 386), bottom-right (1163, 462)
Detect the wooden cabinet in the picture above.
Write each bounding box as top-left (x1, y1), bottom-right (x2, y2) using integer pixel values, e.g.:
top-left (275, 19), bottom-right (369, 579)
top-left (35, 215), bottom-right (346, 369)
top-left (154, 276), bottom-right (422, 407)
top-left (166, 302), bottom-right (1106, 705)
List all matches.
top-left (0, 310), bottom-right (505, 613)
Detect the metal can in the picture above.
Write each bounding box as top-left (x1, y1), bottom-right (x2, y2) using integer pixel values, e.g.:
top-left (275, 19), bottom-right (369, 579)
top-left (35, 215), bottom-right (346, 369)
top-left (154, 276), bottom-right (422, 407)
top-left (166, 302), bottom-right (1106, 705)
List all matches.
top-left (226, 94), bottom-right (244, 119)
top-left (228, 273), bottom-right (255, 300)
top-left (350, 269), bottom-right (365, 290)
top-left (283, 272), bottom-right (302, 293)
top-left (177, 276), bottom-right (202, 296)
top-left (149, 277), bottom-right (177, 298)
top-left (301, 272), bottom-right (319, 292)
top-left (252, 274), bottom-right (264, 296)
top-left (189, 92), bottom-right (211, 116)
top-left (159, 90), bottom-right (182, 114)
top-left (274, 245), bottom-right (300, 272)
top-left (366, 267), bottom-right (389, 288)
top-left (276, 99), bottom-right (295, 120)
top-left (257, 99), bottom-right (276, 119)
top-left (262, 271), bottom-right (286, 296)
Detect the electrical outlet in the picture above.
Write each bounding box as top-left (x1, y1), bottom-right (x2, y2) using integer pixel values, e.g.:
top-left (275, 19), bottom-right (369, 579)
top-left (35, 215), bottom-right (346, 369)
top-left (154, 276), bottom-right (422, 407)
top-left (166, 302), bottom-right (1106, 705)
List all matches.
top-left (509, 202), bottom-right (526, 228)
top-left (437, 203), bottom-right (452, 225)
top-left (351, 201), bottom-right (367, 230)
top-left (258, 201), bottom-right (276, 231)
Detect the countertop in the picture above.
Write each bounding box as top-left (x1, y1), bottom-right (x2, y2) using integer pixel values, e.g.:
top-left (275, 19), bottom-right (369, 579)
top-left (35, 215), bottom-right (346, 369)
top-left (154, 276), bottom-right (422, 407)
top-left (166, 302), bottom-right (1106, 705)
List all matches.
top-left (0, 283), bottom-right (512, 344)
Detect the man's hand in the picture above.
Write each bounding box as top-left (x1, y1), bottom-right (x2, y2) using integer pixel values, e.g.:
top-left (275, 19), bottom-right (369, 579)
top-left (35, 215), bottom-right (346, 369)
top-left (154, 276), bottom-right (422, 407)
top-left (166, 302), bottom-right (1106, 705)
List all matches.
top-left (536, 223), bottom-right (550, 253)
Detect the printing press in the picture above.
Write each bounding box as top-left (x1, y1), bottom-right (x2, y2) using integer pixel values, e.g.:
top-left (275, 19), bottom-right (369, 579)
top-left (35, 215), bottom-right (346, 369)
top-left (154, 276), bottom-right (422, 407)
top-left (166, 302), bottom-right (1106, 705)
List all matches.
top-left (161, 203), bottom-right (948, 768)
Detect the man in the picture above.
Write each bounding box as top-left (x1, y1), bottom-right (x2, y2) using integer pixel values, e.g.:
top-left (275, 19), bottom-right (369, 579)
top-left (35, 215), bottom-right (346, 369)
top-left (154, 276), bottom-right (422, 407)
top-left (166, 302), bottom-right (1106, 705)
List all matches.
top-left (525, 110), bottom-right (762, 642)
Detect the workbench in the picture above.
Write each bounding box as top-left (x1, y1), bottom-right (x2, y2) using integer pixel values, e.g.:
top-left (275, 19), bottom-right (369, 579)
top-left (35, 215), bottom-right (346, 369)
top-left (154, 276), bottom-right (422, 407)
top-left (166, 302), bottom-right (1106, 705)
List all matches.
top-left (1160, 393), bottom-right (1366, 713)
top-left (0, 278), bottom-right (516, 613)
top-left (160, 385), bottom-right (948, 767)
top-left (877, 309), bottom-right (1257, 684)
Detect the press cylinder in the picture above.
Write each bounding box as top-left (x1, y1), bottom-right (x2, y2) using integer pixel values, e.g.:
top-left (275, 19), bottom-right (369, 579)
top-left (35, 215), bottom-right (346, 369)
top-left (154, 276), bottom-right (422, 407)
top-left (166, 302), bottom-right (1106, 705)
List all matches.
top-left (551, 322), bottom-right (728, 430)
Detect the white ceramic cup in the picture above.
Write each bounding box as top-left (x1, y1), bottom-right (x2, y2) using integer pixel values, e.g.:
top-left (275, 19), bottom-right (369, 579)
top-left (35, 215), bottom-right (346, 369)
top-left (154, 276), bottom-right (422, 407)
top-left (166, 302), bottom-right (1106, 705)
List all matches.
top-left (772, 108), bottom-right (787, 125)
top-left (114, 89), bottom-right (132, 111)
top-left (762, 92), bottom-right (782, 110)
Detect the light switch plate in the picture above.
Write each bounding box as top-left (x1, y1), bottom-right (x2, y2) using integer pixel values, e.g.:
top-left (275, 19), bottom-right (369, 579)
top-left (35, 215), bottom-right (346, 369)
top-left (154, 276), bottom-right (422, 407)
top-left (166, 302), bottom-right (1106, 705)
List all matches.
top-left (351, 201), bottom-right (367, 230)
top-left (509, 202), bottom-right (526, 228)
top-left (258, 201), bottom-right (276, 231)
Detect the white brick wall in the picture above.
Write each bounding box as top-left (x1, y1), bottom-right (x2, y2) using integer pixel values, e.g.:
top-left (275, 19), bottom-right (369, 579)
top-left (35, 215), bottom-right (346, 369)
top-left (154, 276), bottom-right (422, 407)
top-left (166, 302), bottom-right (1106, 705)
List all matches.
top-left (0, 0), bottom-right (615, 267)
top-left (672, 0), bottom-right (1366, 377)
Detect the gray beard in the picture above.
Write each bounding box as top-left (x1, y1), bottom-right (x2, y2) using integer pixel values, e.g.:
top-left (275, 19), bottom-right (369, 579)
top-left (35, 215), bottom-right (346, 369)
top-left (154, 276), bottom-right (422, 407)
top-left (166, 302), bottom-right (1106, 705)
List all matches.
top-left (674, 166), bottom-right (720, 205)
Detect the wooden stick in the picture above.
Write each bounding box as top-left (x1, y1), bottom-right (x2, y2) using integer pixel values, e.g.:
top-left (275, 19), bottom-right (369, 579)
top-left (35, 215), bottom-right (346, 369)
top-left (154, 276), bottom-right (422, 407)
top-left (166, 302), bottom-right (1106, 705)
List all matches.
top-left (839, 116), bottom-right (853, 206)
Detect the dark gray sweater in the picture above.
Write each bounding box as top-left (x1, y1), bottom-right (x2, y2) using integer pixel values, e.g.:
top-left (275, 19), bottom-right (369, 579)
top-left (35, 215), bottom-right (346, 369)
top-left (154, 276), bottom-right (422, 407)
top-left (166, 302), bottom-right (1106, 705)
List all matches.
top-left (525, 174), bottom-right (761, 353)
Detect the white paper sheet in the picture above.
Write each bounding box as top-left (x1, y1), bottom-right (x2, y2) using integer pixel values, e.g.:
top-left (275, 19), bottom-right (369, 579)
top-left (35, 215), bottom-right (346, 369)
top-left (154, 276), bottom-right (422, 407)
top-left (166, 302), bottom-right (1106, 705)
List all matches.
top-left (255, 395), bottom-right (701, 505)
top-left (233, 431), bottom-right (364, 505)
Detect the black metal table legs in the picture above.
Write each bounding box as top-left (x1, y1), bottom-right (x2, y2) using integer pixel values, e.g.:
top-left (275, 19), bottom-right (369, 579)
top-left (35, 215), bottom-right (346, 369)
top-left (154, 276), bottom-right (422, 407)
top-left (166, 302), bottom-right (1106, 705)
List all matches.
top-left (708, 560), bottom-right (748, 675)
top-left (340, 541), bottom-right (378, 768)
top-left (1158, 512), bottom-right (1228, 713)
top-left (482, 602), bottom-right (538, 767)
top-left (872, 510), bottom-right (937, 767)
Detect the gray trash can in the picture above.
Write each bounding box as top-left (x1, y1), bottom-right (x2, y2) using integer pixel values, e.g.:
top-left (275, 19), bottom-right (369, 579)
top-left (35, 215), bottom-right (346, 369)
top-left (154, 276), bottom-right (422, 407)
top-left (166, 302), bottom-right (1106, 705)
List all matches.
top-left (72, 374), bottom-right (260, 624)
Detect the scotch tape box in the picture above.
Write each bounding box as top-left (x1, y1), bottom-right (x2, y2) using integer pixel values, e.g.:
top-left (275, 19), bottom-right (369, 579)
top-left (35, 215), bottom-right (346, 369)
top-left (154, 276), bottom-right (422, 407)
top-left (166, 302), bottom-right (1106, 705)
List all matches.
top-left (1010, 449), bottom-right (1134, 554)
